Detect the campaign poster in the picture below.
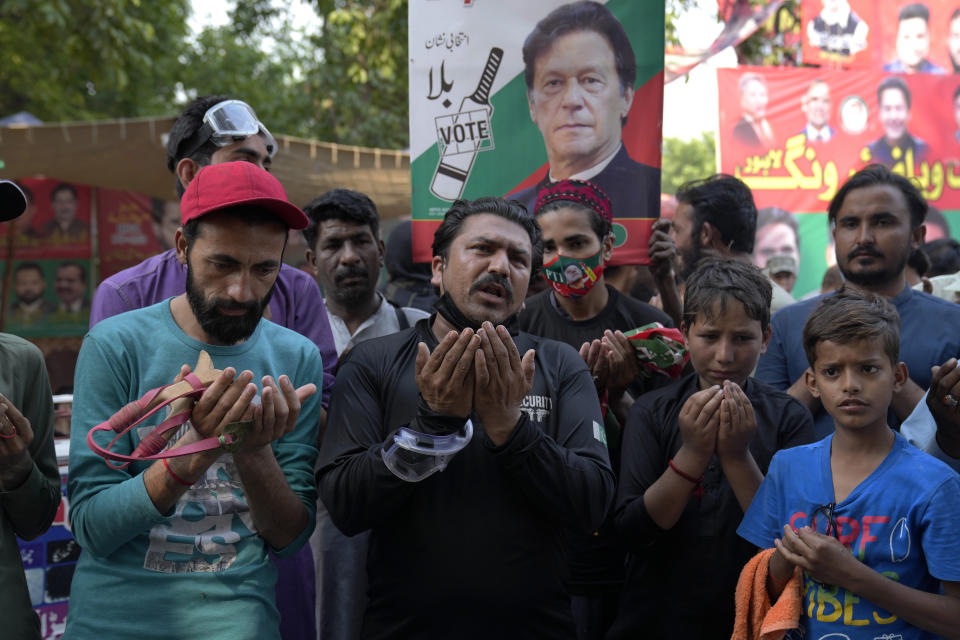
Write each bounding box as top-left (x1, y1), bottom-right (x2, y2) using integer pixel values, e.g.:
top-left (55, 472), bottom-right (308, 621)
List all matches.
top-left (408, 0), bottom-right (664, 264)
top-left (0, 178), bottom-right (93, 261)
top-left (801, 0), bottom-right (878, 68)
top-left (718, 66), bottom-right (960, 297)
top-left (96, 189), bottom-right (176, 279)
top-left (874, 0), bottom-right (959, 74)
top-left (802, 0), bottom-right (960, 73)
top-left (4, 258), bottom-right (92, 337)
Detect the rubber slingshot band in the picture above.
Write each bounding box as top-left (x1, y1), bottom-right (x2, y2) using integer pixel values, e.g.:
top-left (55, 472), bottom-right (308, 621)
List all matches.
top-left (86, 351), bottom-right (244, 469)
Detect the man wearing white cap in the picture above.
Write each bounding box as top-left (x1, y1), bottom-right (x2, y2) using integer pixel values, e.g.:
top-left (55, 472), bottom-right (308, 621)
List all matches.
top-left (764, 253), bottom-right (797, 298)
top-left (64, 162), bottom-right (322, 640)
top-left (0, 179), bottom-right (61, 640)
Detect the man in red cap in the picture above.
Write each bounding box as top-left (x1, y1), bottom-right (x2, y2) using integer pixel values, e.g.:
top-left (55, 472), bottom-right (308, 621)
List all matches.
top-left (64, 162), bottom-right (323, 640)
top-left (0, 179), bottom-right (61, 640)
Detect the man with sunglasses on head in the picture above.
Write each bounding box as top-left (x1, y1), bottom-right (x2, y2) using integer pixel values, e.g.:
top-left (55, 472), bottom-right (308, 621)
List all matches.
top-left (91, 95), bottom-right (336, 415)
top-left (65, 162), bottom-right (322, 640)
top-left (88, 95), bottom-right (335, 640)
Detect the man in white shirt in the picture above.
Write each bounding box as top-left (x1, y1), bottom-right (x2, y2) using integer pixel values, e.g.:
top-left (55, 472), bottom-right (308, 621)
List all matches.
top-left (304, 189), bottom-right (428, 358)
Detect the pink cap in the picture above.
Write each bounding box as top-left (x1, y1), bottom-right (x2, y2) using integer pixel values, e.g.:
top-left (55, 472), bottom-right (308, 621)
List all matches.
top-left (180, 161), bottom-right (309, 230)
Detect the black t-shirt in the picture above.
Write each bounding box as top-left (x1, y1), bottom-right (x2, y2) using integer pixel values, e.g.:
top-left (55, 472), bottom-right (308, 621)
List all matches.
top-left (517, 285), bottom-right (672, 351)
top-left (607, 373), bottom-right (814, 640)
top-left (517, 285), bottom-right (674, 398)
top-left (316, 318), bottom-right (615, 640)
top-left (516, 285), bottom-right (675, 593)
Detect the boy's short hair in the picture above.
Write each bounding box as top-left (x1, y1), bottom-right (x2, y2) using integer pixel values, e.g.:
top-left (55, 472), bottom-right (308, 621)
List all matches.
top-left (802, 285), bottom-right (901, 368)
top-left (682, 257), bottom-right (772, 331)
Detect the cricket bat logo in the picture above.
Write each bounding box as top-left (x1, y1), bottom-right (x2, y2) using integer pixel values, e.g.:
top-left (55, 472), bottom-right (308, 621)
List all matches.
top-left (430, 47), bottom-right (503, 201)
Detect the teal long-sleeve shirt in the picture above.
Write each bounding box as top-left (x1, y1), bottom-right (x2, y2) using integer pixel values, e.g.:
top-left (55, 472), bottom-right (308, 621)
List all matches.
top-left (64, 300), bottom-right (321, 640)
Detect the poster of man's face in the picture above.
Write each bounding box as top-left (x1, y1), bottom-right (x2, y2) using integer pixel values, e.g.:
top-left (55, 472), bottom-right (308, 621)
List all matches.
top-left (409, 1), bottom-right (663, 264)
top-left (14, 264), bottom-right (46, 305)
top-left (525, 28), bottom-right (633, 177)
top-left (740, 76), bottom-right (769, 121)
top-left (878, 83), bottom-right (911, 142)
top-left (877, 1), bottom-right (958, 73)
top-left (802, 81), bottom-right (832, 130)
top-left (508, 1), bottom-right (662, 264)
top-left (895, 8), bottom-right (933, 70)
top-left (51, 184), bottom-right (79, 228)
top-left (717, 64), bottom-right (960, 298)
top-left (54, 263), bottom-right (87, 308)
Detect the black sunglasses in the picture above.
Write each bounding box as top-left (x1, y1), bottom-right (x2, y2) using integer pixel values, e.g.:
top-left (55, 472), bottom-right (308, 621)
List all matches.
top-left (812, 502), bottom-right (841, 540)
top-left (808, 502), bottom-right (840, 588)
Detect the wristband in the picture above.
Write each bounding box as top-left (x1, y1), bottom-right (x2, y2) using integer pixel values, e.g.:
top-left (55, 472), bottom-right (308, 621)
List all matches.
top-left (163, 458), bottom-right (193, 487)
top-left (668, 458), bottom-right (704, 497)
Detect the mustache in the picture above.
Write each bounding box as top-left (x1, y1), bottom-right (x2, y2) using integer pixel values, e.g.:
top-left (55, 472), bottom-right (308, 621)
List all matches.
top-left (848, 245), bottom-right (884, 260)
top-left (334, 265), bottom-right (369, 284)
top-left (470, 272), bottom-right (514, 303)
top-left (209, 297), bottom-right (260, 314)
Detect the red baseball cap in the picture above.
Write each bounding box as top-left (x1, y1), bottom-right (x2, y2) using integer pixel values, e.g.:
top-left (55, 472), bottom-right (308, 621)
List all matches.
top-left (180, 161), bottom-right (309, 230)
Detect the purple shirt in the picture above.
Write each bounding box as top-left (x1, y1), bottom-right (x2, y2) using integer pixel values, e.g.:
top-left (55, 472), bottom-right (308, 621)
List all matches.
top-left (90, 249), bottom-right (337, 408)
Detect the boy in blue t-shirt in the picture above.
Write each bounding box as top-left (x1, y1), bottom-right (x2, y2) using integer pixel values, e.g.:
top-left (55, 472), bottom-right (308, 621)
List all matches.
top-left (738, 287), bottom-right (960, 639)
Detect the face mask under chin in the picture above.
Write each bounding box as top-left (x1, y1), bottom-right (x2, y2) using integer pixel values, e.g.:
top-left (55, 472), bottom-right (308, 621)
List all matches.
top-left (433, 292), bottom-right (485, 331)
top-left (433, 272), bottom-right (520, 333)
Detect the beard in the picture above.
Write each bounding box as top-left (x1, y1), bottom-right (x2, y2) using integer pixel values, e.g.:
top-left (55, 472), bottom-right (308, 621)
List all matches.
top-left (841, 244), bottom-right (910, 289)
top-left (678, 234), bottom-right (705, 282)
top-left (185, 263), bottom-right (274, 345)
top-left (17, 291), bottom-right (42, 305)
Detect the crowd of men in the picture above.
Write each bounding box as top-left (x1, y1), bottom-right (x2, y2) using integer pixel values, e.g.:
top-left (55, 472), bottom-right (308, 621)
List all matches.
top-left (4, 3), bottom-right (960, 639)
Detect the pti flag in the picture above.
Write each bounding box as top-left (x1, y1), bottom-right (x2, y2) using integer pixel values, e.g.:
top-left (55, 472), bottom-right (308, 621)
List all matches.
top-left (408, 0), bottom-right (664, 263)
top-left (718, 66), bottom-right (960, 296)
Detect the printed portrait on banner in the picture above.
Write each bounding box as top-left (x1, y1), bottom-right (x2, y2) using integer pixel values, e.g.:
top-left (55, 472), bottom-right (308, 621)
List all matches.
top-left (409, 0), bottom-right (664, 264)
top-left (718, 66), bottom-right (960, 297)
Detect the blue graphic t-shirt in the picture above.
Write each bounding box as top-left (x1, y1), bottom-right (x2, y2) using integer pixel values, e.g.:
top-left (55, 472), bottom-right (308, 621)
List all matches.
top-left (738, 433), bottom-right (960, 640)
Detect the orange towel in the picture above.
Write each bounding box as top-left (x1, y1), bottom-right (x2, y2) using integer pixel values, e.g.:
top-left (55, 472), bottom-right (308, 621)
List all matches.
top-left (730, 548), bottom-right (803, 640)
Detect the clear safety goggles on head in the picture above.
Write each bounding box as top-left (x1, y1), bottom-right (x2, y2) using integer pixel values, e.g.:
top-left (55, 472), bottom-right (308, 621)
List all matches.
top-left (182, 100), bottom-right (277, 159)
top-left (382, 420), bottom-right (473, 482)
